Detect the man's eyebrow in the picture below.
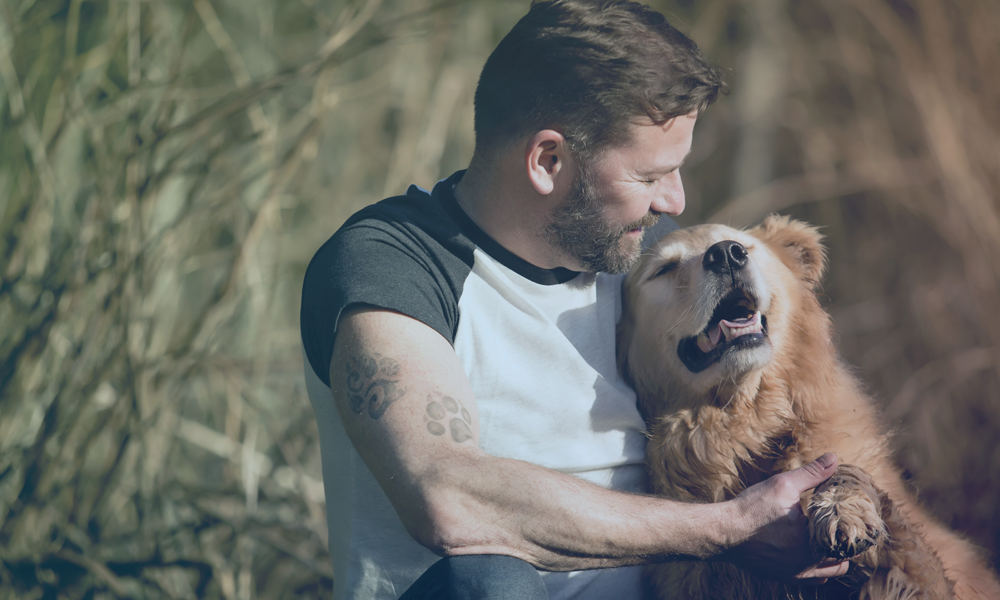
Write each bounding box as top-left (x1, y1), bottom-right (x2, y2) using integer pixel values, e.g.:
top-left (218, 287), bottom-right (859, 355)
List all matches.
top-left (640, 151), bottom-right (692, 176)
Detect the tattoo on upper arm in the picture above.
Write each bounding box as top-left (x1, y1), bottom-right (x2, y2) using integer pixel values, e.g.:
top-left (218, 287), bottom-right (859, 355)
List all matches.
top-left (342, 352), bottom-right (473, 442)
top-left (424, 393), bottom-right (473, 444)
top-left (345, 353), bottom-right (405, 420)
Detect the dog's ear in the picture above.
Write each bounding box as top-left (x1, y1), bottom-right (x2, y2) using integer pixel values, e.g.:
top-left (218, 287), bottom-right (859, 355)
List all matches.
top-left (750, 214), bottom-right (826, 289)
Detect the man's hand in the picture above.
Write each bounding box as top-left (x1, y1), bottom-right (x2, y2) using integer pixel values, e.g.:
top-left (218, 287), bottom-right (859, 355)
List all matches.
top-left (715, 453), bottom-right (850, 583)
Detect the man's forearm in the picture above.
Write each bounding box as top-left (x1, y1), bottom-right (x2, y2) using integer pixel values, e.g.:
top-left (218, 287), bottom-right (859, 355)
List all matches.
top-left (400, 449), bottom-right (732, 571)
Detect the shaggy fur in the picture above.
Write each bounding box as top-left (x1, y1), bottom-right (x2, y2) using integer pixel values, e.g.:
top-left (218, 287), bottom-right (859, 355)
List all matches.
top-left (618, 216), bottom-right (1000, 600)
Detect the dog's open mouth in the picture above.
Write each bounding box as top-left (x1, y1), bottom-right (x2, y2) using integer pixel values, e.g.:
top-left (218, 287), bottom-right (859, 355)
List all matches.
top-left (678, 288), bottom-right (769, 373)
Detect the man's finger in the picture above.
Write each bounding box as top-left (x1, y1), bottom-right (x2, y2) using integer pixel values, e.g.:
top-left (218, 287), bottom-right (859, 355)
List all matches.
top-left (794, 559), bottom-right (850, 581)
top-left (783, 452), bottom-right (839, 493)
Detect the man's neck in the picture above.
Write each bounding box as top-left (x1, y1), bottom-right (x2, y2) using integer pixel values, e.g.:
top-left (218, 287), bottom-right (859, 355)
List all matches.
top-left (454, 154), bottom-right (579, 272)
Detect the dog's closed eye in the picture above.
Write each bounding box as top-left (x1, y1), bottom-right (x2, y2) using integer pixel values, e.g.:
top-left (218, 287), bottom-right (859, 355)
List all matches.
top-left (650, 262), bottom-right (678, 279)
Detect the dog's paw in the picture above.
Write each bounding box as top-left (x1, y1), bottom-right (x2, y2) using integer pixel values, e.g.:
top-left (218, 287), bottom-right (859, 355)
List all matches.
top-left (807, 464), bottom-right (886, 560)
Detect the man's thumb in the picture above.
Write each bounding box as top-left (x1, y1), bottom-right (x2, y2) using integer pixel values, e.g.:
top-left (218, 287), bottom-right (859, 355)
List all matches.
top-left (788, 452), bottom-right (838, 491)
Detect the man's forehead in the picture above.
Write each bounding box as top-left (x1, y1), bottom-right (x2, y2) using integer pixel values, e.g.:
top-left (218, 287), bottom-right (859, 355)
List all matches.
top-left (629, 112), bottom-right (697, 144)
top-left (598, 112), bottom-right (697, 166)
top-left (629, 111), bottom-right (699, 130)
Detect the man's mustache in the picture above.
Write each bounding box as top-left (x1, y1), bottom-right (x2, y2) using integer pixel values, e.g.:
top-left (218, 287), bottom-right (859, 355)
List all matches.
top-left (623, 212), bottom-right (661, 232)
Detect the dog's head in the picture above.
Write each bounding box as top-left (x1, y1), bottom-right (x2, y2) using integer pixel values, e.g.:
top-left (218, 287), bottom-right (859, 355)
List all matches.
top-left (618, 215), bottom-right (828, 415)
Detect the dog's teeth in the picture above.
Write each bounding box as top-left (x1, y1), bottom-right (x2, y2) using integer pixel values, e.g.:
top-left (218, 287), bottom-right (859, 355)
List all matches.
top-left (719, 312), bottom-right (764, 342)
top-left (696, 332), bottom-right (714, 353)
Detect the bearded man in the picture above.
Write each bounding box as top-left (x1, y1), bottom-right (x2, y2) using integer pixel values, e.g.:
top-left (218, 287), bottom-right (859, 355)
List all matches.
top-left (300, 1), bottom-right (849, 599)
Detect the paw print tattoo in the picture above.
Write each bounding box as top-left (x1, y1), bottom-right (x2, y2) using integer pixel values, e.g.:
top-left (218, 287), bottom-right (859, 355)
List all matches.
top-left (424, 393), bottom-right (473, 443)
top-left (345, 353), bottom-right (405, 420)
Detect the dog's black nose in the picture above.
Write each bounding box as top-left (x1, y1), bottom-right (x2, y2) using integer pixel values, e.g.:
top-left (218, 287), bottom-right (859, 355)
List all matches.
top-left (703, 240), bottom-right (748, 273)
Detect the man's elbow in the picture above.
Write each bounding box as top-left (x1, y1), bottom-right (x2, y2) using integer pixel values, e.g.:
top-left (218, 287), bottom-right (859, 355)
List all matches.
top-left (399, 495), bottom-right (510, 558)
top-left (400, 504), bottom-right (477, 555)
top-left (399, 493), bottom-right (576, 572)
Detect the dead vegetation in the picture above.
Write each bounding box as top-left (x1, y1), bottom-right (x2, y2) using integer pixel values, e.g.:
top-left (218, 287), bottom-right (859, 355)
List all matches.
top-left (0, 0), bottom-right (996, 598)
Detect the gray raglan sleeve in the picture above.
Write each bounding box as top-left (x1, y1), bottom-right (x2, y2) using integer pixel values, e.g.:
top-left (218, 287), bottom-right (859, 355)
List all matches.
top-left (300, 217), bottom-right (469, 387)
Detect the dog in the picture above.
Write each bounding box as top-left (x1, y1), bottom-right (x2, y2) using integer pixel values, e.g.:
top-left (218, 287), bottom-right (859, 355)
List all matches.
top-left (617, 215), bottom-right (1000, 600)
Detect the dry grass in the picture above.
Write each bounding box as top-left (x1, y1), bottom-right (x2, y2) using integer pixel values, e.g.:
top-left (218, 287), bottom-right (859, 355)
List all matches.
top-left (0, 0), bottom-right (997, 598)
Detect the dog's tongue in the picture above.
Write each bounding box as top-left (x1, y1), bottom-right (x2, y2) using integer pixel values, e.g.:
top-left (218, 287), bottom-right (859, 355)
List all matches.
top-left (696, 312), bottom-right (763, 353)
top-left (697, 325), bottom-right (723, 353)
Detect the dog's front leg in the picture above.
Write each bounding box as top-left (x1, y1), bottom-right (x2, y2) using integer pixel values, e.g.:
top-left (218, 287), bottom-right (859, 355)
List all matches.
top-left (807, 464), bottom-right (955, 599)
top-left (807, 463), bottom-right (885, 563)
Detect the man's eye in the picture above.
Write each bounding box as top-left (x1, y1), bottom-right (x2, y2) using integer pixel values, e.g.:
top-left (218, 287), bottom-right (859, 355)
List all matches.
top-left (652, 262), bottom-right (678, 278)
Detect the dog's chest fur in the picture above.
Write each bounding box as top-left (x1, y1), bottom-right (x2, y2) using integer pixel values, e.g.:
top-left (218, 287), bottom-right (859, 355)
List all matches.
top-left (644, 367), bottom-right (823, 502)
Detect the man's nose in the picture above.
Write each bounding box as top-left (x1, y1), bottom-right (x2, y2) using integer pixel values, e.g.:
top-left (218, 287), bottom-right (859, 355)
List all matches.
top-left (650, 173), bottom-right (685, 216)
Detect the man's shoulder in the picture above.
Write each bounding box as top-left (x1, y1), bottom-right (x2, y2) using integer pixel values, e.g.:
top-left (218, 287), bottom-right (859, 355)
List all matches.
top-left (340, 186), bottom-right (440, 232)
top-left (308, 173), bottom-right (476, 282)
top-left (307, 174), bottom-right (469, 274)
top-left (335, 174), bottom-right (466, 247)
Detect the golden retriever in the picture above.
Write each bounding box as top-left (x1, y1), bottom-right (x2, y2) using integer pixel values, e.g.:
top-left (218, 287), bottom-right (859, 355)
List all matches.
top-left (617, 215), bottom-right (1000, 600)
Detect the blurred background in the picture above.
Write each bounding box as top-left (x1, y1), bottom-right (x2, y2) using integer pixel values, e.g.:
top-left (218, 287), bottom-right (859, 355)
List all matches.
top-left (1, 0), bottom-right (998, 597)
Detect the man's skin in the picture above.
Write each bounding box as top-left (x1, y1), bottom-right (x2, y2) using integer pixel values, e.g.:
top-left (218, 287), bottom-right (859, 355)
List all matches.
top-left (330, 112), bottom-right (850, 581)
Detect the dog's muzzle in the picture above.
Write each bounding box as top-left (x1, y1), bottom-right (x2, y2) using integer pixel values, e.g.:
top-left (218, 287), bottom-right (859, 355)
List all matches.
top-left (677, 240), bottom-right (769, 373)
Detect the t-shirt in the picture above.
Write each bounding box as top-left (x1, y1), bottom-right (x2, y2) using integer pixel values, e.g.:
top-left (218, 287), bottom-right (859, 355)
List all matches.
top-left (300, 171), bottom-right (677, 600)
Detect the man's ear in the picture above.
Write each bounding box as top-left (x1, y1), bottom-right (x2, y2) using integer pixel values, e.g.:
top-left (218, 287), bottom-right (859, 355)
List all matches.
top-left (750, 214), bottom-right (827, 289)
top-left (525, 129), bottom-right (570, 196)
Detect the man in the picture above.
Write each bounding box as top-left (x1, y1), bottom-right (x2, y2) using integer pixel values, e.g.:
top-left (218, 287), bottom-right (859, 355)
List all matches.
top-left (300, 1), bottom-right (849, 598)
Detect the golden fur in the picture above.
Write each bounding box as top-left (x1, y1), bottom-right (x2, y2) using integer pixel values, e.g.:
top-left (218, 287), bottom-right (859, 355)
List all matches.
top-left (618, 215), bottom-right (1000, 600)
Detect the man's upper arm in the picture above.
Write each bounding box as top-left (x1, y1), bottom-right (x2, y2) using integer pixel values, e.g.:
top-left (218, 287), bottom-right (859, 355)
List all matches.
top-left (329, 306), bottom-right (485, 550)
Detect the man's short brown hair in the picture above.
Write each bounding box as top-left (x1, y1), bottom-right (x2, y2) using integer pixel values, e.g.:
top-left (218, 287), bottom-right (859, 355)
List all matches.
top-left (473, 0), bottom-right (727, 160)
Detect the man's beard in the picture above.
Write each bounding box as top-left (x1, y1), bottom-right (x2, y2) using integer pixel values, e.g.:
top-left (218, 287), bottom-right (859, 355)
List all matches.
top-left (545, 166), bottom-right (660, 274)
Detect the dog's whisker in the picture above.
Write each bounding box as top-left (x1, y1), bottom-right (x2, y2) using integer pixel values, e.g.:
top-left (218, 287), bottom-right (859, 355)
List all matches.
top-left (718, 374), bottom-right (737, 411)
